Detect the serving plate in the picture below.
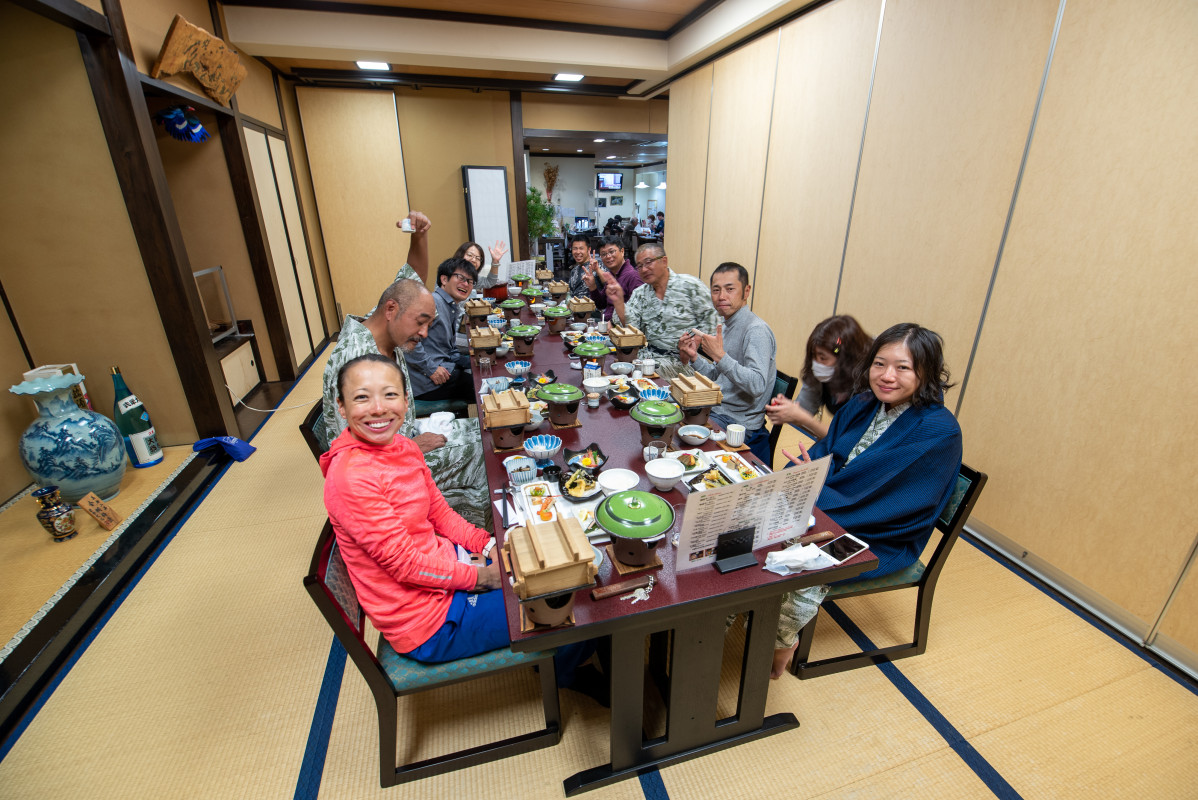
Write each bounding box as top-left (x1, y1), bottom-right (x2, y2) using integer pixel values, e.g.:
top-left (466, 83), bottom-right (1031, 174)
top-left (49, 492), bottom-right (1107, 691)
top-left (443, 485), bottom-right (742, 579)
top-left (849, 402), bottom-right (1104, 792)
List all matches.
top-left (520, 481), bottom-right (560, 522)
top-left (713, 451), bottom-right (762, 483)
top-left (666, 448), bottom-right (712, 475)
top-left (631, 377), bottom-right (659, 394)
top-left (558, 468), bottom-right (603, 502)
top-left (687, 467), bottom-right (732, 492)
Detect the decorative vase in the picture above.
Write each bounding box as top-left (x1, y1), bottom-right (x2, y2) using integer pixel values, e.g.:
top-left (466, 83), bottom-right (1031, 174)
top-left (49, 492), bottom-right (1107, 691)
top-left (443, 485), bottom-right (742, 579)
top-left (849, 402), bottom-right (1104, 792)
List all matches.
top-left (11, 372), bottom-right (127, 504)
top-left (33, 486), bottom-right (78, 542)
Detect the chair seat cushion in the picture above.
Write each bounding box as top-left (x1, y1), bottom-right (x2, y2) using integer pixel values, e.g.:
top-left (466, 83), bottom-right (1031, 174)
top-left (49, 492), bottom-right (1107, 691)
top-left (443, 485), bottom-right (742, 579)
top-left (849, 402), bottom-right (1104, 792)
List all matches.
top-left (413, 398), bottom-right (470, 418)
top-left (378, 640), bottom-right (552, 692)
top-left (829, 559), bottom-right (926, 597)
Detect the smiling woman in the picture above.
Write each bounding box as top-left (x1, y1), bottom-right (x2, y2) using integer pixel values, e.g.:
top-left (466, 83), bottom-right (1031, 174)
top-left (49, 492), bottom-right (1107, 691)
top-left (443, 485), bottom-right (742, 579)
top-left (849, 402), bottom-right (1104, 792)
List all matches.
top-left (336, 354), bottom-right (409, 445)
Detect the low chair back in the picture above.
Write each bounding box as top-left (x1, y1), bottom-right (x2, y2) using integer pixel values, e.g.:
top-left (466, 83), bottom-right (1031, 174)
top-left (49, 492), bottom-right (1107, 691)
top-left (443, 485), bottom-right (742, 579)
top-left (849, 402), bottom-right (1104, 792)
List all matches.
top-left (922, 462), bottom-right (988, 588)
top-left (767, 368), bottom-right (801, 465)
top-left (300, 398), bottom-right (326, 462)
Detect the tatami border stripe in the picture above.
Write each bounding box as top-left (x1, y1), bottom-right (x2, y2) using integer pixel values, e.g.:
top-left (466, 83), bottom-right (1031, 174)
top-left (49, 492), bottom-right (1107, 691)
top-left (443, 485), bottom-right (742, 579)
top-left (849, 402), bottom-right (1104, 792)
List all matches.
top-left (638, 766), bottom-right (670, 799)
top-left (294, 639), bottom-right (347, 800)
top-left (823, 601), bottom-right (1024, 800)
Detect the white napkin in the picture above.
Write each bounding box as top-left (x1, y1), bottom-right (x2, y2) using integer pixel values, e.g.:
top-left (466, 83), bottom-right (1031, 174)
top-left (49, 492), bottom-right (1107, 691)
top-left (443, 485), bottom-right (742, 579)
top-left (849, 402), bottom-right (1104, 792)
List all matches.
top-left (763, 542), bottom-right (837, 575)
top-left (417, 411), bottom-right (456, 437)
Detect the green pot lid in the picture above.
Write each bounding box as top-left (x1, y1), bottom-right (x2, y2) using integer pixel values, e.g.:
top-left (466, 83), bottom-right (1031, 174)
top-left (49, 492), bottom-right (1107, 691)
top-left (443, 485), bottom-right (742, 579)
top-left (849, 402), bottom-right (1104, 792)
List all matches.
top-left (498, 298), bottom-right (527, 309)
top-left (508, 324), bottom-right (541, 337)
top-left (597, 490), bottom-right (674, 539)
top-left (511, 273), bottom-right (532, 281)
top-left (543, 305), bottom-right (571, 317)
top-left (520, 286), bottom-right (546, 297)
top-left (630, 399), bottom-right (683, 426)
top-left (539, 382), bottom-right (584, 403)
top-left (572, 342), bottom-right (611, 357)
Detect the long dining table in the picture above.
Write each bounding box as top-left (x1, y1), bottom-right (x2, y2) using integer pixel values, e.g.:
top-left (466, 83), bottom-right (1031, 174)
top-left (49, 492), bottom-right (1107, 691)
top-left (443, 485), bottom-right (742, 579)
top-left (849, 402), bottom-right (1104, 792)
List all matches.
top-left (470, 303), bottom-right (877, 796)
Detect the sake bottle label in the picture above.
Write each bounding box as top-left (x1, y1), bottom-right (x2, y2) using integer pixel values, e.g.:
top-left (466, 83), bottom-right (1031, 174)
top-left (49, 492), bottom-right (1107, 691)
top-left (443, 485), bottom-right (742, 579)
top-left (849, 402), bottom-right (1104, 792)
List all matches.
top-left (117, 394), bottom-right (144, 414)
top-left (129, 427), bottom-right (162, 464)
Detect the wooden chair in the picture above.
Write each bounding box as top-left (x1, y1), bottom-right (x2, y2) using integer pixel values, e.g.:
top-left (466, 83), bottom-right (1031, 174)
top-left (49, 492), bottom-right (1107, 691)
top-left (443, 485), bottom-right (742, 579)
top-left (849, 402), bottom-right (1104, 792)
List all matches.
top-left (766, 368), bottom-right (801, 466)
top-left (299, 398), bottom-right (325, 462)
top-left (304, 521), bottom-right (561, 787)
top-left (789, 463), bottom-right (988, 679)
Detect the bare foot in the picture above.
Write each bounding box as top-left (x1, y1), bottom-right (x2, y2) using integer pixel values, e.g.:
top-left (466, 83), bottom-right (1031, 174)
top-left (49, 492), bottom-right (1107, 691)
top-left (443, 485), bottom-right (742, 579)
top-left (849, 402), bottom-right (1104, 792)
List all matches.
top-left (771, 645), bottom-right (798, 679)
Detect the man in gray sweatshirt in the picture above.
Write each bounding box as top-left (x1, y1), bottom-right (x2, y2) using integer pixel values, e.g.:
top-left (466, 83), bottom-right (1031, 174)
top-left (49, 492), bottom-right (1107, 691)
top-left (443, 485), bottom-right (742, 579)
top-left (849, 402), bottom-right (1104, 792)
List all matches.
top-left (678, 262), bottom-right (777, 466)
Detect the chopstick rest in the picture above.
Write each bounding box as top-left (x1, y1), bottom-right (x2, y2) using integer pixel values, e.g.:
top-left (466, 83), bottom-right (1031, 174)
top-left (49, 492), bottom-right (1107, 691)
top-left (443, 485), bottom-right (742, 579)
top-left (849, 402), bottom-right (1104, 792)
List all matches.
top-left (592, 575), bottom-right (652, 600)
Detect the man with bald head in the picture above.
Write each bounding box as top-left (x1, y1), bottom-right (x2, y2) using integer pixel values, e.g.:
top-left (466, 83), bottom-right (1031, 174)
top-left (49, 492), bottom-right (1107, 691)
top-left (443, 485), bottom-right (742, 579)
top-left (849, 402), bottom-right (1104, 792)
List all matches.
top-left (319, 213), bottom-right (491, 527)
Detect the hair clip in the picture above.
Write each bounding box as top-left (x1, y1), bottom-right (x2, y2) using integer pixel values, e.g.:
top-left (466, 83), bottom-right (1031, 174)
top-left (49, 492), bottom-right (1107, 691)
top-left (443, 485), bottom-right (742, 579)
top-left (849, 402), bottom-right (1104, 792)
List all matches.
top-left (833, 337), bottom-right (841, 355)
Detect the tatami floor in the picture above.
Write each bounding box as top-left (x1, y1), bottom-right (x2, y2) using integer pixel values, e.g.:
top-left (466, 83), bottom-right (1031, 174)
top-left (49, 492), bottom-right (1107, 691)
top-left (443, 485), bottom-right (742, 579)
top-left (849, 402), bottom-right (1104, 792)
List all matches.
top-left (1, 345), bottom-right (1194, 799)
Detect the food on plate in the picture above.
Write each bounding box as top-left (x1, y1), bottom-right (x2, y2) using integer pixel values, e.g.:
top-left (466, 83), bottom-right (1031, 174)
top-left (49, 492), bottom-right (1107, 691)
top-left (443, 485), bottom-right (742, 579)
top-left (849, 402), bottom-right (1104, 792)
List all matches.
top-left (633, 378), bottom-right (657, 393)
top-left (535, 374), bottom-right (553, 384)
top-left (701, 468), bottom-right (730, 489)
top-left (563, 469), bottom-right (597, 497)
top-left (719, 454), bottom-right (758, 480)
top-left (575, 509), bottom-right (597, 531)
top-left (678, 452), bottom-right (699, 469)
top-left (613, 393), bottom-right (634, 404)
top-left (529, 486), bottom-right (547, 497)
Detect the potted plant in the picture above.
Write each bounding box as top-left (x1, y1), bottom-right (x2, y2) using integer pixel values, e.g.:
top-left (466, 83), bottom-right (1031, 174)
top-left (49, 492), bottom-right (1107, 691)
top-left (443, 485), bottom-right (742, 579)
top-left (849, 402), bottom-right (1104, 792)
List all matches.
top-left (526, 186), bottom-right (555, 255)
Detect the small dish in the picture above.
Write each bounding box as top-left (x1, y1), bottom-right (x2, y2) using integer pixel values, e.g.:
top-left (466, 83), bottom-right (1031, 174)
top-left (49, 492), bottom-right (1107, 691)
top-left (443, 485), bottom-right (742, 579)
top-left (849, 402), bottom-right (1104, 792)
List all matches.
top-left (564, 443), bottom-right (608, 471)
top-left (582, 376), bottom-right (611, 393)
top-left (533, 369), bottom-right (557, 385)
top-left (608, 361), bottom-right (634, 375)
top-left (569, 322), bottom-right (587, 332)
top-left (645, 458), bottom-right (685, 492)
top-left (524, 434), bottom-right (562, 463)
top-left (559, 468), bottom-right (602, 501)
top-left (609, 392), bottom-right (638, 410)
top-left (666, 448), bottom-right (712, 474)
top-left (503, 455), bottom-right (538, 486)
top-left (505, 360), bottom-right (532, 377)
top-left (709, 430), bottom-right (727, 442)
top-left (677, 425), bottom-right (711, 446)
top-left (597, 468), bottom-right (640, 496)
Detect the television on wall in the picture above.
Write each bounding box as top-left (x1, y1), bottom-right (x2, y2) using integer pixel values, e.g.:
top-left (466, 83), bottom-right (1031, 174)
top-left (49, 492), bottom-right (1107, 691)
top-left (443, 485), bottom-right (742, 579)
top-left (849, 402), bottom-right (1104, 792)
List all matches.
top-left (596, 172), bottom-right (623, 191)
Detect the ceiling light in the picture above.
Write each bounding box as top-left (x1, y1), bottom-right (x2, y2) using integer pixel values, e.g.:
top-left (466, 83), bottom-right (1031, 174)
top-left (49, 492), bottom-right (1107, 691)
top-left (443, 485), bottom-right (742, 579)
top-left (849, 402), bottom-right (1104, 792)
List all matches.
top-left (576, 149), bottom-right (583, 153)
top-left (635, 181), bottom-right (649, 189)
top-left (605, 155), bottom-right (616, 160)
top-left (355, 61), bottom-right (390, 70)
top-left (657, 181), bottom-right (667, 189)
top-left (544, 87), bottom-right (570, 92)
top-left (554, 73), bottom-right (584, 82)
top-left (541, 148), bottom-right (549, 151)
top-left (594, 138), bottom-right (605, 143)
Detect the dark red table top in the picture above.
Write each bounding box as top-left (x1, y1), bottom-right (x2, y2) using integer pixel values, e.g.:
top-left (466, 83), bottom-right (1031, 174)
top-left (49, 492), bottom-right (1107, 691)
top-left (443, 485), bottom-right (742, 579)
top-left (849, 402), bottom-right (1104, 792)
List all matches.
top-left (470, 307), bottom-right (877, 647)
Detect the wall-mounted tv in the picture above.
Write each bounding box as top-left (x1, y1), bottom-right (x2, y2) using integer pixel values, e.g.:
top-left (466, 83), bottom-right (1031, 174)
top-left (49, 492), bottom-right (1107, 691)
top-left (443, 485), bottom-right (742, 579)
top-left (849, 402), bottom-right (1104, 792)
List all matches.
top-left (596, 172), bottom-right (623, 191)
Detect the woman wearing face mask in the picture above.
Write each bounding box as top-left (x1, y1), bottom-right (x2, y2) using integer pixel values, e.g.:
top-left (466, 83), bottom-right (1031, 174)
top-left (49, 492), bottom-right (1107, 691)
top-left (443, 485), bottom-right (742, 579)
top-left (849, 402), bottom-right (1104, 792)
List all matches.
top-left (765, 315), bottom-right (871, 439)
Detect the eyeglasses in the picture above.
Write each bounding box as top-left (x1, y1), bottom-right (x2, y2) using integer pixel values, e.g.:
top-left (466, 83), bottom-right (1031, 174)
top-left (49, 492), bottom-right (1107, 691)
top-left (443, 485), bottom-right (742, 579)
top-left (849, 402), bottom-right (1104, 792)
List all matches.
top-left (451, 273), bottom-right (475, 285)
top-left (635, 255), bottom-right (663, 270)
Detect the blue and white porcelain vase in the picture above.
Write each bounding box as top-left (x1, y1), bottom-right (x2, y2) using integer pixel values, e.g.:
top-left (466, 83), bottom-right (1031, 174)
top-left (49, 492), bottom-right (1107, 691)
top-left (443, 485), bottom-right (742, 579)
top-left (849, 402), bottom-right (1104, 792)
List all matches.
top-left (10, 372), bottom-right (126, 504)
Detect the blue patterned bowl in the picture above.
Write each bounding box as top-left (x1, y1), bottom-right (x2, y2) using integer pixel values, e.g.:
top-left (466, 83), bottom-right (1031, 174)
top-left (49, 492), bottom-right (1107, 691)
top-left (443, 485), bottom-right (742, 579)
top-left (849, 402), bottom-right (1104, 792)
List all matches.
top-left (638, 387), bottom-right (672, 403)
top-left (505, 360), bottom-right (532, 377)
top-left (524, 434), bottom-right (562, 462)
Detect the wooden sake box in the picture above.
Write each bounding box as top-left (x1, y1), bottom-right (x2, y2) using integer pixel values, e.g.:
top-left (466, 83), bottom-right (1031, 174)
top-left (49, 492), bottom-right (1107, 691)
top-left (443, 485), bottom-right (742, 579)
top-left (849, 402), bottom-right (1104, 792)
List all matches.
top-left (482, 389), bottom-right (531, 429)
top-left (567, 296), bottom-right (596, 315)
top-left (535, 269), bottom-right (553, 281)
top-left (469, 326), bottom-right (502, 349)
top-left (503, 516), bottom-right (597, 600)
top-left (670, 373), bottom-right (723, 407)
top-left (464, 298), bottom-right (492, 318)
top-left (547, 280), bottom-right (569, 295)
top-left (608, 324), bottom-right (646, 349)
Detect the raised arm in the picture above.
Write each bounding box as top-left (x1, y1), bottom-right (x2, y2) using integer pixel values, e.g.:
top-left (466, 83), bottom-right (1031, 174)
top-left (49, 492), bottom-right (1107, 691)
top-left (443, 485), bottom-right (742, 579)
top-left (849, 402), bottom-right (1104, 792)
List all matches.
top-left (397, 211), bottom-right (432, 282)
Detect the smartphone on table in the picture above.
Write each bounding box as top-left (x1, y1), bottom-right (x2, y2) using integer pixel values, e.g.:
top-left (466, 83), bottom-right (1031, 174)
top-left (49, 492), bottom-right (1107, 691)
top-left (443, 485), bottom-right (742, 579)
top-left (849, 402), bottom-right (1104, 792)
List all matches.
top-left (817, 533), bottom-right (869, 565)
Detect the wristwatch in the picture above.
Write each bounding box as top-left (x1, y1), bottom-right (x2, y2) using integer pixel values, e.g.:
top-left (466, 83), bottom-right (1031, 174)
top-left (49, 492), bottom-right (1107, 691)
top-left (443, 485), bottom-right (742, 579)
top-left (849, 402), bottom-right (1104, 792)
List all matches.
top-left (481, 538), bottom-right (496, 558)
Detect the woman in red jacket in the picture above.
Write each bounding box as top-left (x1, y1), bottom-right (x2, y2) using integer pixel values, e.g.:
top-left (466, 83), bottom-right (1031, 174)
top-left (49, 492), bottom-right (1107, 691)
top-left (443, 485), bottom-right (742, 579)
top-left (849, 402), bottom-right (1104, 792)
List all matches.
top-left (322, 354), bottom-right (595, 689)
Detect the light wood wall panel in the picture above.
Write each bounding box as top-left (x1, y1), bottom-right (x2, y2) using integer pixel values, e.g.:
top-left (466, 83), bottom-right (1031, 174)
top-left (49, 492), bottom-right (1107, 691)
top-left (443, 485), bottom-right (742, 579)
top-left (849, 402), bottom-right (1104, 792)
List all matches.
top-left (278, 81), bottom-right (337, 333)
top-left (698, 32), bottom-right (779, 280)
top-left (1157, 544), bottom-right (1198, 661)
top-left (754, 0), bottom-right (881, 376)
top-left (957, 0), bottom-right (1198, 625)
top-left (296, 87), bottom-right (410, 318)
top-left (663, 64), bottom-right (713, 277)
top-left (521, 94), bottom-right (667, 133)
top-left (0, 3), bottom-right (194, 445)
top-left (836, 0), bottom-right (1059, 400)
top-left (231, 46), bottom-right (281, 129)
top-left (0, 317), bottom-right (33, 502)
top-left (154, 111), bottom-right (280, 381)
top-left (393, 88), bottom-right (517, 272)
top-left (268, 135), bottom-right (326, 348)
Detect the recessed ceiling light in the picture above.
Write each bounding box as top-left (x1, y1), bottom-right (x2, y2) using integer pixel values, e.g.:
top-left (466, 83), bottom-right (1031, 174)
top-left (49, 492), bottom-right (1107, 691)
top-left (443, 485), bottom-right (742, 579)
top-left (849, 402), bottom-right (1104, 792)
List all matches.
top-left (541, 148), bottom-right (549, 151)
top-left (594, 138), bottom-right (605, 143)
top-left (576, 149), bottom-right (583, 153)
top-left (554, 73), bottom-right (584, 82)
top-left (544, 87), bottom-right (569, 92)
top-left (355, 61), bottom-right (390, 71)
top-left (605, 156), bottom-right (616, 160)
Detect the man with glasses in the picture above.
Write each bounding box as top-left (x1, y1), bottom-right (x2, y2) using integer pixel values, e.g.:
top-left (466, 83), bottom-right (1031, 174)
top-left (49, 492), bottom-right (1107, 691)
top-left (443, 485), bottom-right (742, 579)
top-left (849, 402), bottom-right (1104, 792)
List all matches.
top-left (604, 243), bottom-right (718, 378)
top-left (581, 235), bottom-right (644, 321)
top-left (404, 257), bottom-right (477, 404)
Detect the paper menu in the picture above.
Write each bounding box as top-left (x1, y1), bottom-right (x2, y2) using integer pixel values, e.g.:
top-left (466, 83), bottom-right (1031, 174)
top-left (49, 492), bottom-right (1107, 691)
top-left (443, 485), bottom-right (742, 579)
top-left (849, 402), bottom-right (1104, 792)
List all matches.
top-left (675, 456), bottom-right (831, 572)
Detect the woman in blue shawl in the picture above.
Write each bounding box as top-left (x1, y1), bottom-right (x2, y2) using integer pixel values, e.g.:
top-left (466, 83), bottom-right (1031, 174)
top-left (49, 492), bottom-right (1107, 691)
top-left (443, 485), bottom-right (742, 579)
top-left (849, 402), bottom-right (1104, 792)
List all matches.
top-left (773, 323), bottom-right (962, 678)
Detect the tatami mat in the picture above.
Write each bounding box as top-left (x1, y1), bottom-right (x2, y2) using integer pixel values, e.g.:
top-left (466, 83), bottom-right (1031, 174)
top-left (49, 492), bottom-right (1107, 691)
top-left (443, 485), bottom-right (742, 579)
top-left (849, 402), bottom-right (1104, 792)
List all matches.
top-left (0, 346), bottom-right (1194, 799)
